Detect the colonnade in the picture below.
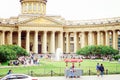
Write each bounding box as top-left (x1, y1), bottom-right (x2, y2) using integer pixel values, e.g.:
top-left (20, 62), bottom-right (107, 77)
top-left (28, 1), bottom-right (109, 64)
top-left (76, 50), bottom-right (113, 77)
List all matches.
top-left (0, 30), bottom-right (119, 54)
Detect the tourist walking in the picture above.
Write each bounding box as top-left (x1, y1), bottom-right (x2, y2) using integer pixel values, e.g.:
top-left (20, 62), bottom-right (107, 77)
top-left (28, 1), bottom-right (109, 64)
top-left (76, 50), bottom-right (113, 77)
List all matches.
top-left (99, 64), bottom-right (104, 77)
top-left (96, 63), bottom-right (100, 77)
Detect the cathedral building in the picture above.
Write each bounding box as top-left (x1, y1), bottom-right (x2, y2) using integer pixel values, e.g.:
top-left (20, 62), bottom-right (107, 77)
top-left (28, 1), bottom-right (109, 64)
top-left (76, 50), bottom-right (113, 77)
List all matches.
top-left (0, 0), bottom-right (120, 54)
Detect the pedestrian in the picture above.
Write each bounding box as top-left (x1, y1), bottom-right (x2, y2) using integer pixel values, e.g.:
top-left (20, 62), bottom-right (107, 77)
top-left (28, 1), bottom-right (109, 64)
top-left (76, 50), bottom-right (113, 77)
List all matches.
top-left (7, 70), bottom-right (12, 75)
top-left (99, 64), bottom-right (104, 77)
top-left (96, 63), bottom-right (100, 77)
top-left (69, 66), bottom-right (74, 78)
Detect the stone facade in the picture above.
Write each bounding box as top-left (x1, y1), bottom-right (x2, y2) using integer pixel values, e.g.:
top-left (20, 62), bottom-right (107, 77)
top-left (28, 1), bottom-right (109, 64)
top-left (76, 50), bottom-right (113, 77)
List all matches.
top-left (0, 0), bottom-right (120, 54)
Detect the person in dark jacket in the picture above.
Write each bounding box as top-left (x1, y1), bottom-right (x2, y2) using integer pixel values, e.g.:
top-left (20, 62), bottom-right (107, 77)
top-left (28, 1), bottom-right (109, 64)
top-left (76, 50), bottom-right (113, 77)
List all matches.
top-left (96, 63), bottom-right (100, 77)
top-left (7, 70), bottom-right (12, 75)
top-left (99, 64), bottom-right (104, 77)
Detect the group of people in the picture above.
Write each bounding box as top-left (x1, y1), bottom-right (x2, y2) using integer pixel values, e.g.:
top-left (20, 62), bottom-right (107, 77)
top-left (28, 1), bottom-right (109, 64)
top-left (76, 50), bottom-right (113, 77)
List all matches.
top-left (96, 63), bottom-right (105, 77)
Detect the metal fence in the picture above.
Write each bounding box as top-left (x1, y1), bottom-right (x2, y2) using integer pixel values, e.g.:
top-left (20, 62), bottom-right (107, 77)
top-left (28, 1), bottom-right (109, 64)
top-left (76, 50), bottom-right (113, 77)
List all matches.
top-left (0, 65), bottom-right (120, 77)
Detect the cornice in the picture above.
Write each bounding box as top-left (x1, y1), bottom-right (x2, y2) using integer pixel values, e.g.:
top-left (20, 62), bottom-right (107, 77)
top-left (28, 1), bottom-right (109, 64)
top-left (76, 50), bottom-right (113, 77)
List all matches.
top-left (0, 23), bottom-right (16, 27)
top-left (18, 24), bottom-right (63, 27)
top-left (64, 22), bottom-right (120, 28)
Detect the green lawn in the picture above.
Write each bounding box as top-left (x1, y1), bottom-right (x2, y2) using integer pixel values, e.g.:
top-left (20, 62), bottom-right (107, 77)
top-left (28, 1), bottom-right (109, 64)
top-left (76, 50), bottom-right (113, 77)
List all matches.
top-left (0, 59), bottom-right (120, 77)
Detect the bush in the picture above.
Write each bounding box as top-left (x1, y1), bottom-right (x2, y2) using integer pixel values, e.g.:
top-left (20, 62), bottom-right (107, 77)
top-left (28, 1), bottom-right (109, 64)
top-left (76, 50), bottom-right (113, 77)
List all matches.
top-left (113, 55), bottom-right (120, 60)
top-left (76, 45), bottom-right (119, 57)
top-left (0, 45), bottom-right (29, 62)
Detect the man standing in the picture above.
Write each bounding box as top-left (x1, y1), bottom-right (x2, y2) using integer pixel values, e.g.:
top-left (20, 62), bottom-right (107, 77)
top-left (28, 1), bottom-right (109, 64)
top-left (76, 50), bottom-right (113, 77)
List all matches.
top-left (99, 64), bottom-right (104, 77)
top-left (96, 63), bottom-right (100, 77)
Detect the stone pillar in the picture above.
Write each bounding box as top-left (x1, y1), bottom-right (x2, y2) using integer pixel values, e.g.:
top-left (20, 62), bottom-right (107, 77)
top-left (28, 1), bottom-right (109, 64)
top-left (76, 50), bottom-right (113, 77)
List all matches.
top-left (9, 31), bottom-right (13, 45)
top-left (26, 31), bottom-right (30, 53)
top-left (2, 31), bottom-right (5, 45)
top-left (74, 32), bottom-right (77, 53)
top-left (42, 31), bottom-right (47, 53)
top-left (81, 32), bottom-right (85, 48)
top-left (113, 30), bottom-right (118, 49)
top-left (59, 31), bottom-right (63, 51)
top-left (51, 31), bottom-right (55, 53)
top-left (105, 31), bottom-right (109, 46)
top-left (88, 31), bottom-right (93, 45)
top-left (66, 32), bottom-right (70, 53)
top-left (18, 31), bottom-right (21, 47)
top-left (97, 31), bottom-right (101, 45)
top-left (34, 31), bottom-right (38, 53)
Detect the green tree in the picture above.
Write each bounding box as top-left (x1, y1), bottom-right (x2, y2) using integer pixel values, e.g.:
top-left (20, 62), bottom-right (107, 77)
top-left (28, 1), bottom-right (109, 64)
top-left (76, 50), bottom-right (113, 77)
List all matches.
top-left (0, 45), bottom-right (29, 62)
top-left (76, 45), bottom-right (119, 57)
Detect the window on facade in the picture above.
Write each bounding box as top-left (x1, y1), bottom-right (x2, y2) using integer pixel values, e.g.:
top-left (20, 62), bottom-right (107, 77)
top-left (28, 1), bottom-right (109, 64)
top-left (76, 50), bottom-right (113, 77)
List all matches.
top-left (64, 37), bottom-right (66, 41)
top-left (21, 35), bottom-right (25, 40)
top-left (33, 4), bottom-right (37, 11)
top-left (24, 4), bottom-right (27, 12)
top-left (41, 4), bottom-right (43, 12)
top-left (28, 4), bottom-right (32, 11)
top-left (70, 43), bottom-right (74, 52)
top-left (70, 37), bottom-right (74, 41)
top-left (38, 4), bottom-right (40, 11)
top-left (38, 35), bottom-right (41, 41)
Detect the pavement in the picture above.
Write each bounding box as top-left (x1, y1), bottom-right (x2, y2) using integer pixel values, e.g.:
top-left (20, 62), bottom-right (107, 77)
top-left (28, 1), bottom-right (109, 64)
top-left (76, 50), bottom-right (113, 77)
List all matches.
top-left (38, 74), bottom-right (120, 80)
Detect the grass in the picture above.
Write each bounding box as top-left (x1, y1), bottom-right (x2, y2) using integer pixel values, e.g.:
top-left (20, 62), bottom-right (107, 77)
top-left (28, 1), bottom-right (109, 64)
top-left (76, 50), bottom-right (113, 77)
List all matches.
top-left (0, 59), bottom-right (120, 77)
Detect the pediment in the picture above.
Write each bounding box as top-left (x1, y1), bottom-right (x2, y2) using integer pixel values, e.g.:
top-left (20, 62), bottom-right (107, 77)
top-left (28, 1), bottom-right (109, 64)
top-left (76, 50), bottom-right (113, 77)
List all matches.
top-left (20, 16), bottom-right (62, 25)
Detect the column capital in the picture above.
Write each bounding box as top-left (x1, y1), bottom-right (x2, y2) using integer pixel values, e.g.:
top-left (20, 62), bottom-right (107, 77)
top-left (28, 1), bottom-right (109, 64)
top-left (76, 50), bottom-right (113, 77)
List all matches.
top-left (26, 30), bottom-right (30, 32)
top-left (18, 30), bottom-right (22, 33)
top-left (81, 31), bottom-right (85, 33)
top-left (44, 30), bottom-right (47, 32)
top-left (52, 31), bottom-right (56, 33)
top-left (97, 30), bottom-right (100, 32)
top-left (35, 30), bottom-right (39, 33)
top-left (9, 30), bottom-right (13, 33)
top-left (88, 31), bottom-right (93, 33)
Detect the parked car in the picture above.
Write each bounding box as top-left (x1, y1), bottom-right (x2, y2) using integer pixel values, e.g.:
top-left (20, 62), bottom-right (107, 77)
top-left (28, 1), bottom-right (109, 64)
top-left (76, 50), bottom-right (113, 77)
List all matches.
top-left (1, 74), bottom-right (38, 80)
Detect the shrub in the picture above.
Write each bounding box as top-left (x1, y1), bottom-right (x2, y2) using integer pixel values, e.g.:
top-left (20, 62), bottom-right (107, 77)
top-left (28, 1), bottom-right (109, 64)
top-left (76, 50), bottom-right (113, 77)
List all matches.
top-left (0, 45), bottom-right (29, 62)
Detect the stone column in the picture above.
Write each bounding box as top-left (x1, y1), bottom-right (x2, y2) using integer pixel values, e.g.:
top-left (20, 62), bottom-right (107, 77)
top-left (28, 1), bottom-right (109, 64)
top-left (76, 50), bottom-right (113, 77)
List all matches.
top-left (34, 31), bottom-right (38, 53)
top-left (113, 30), bottom-right (118, 49)
top-left (81, 32), bottom-right (85, 48)
top-left (88, 31), bottom-right (93, 45)
top-left (26, 31), bottom-right (30, 53)
top-left (97, 31), bottom-right (101, 45)
top-left (18, 31), bottom-right (21, 47)
top-left (66, 32), bottom-right (70, 53)
top-left (42, 31), bottom-right (47, 53)
top-left (2, 31), bottom-right (5, 45)
top-left (74, 32), bottom-right (77, 53)
top-left (59, 31), bottom-right (63, 51)
top-left (51, 31), bottom-right (55, 53)
top-left (105, 31), bottom-right (109, 46)
top-left (9, 31), bottom-right (13, 45)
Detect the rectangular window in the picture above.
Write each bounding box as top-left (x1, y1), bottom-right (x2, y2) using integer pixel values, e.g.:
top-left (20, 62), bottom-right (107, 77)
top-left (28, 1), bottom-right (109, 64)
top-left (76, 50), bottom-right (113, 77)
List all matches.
top-left (33, 4), bottom-right (36, 11)
top-left (70, 43), bottom-right (74, 52)
top-left (70, 37), bottom-right (74, 41)
top-left (28, 4), bottom-right (32, 11)
top-left (38, 4), bottom-right (40, 11)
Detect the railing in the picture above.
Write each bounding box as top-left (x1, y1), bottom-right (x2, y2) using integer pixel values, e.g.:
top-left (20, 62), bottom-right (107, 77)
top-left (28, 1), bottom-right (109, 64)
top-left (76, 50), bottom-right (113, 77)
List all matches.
top-left (0, 66), bottom-right (120, 77)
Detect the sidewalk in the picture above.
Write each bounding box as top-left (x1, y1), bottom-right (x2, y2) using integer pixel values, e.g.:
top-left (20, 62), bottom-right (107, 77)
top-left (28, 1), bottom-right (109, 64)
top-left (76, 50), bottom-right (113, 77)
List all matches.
top-left (38, 74), bottom-right (120, 80)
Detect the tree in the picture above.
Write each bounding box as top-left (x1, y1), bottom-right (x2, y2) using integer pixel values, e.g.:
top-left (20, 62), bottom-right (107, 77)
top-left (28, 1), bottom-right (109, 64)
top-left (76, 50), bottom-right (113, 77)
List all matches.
top-left (76, 45), bottom-right (119, 58)
top-left (0, 45), bottom-right (29, 62)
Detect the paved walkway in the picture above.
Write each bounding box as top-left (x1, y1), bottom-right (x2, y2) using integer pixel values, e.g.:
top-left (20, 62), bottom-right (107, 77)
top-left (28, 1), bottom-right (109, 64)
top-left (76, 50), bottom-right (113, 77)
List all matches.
top-left (38, 75), bottom-right (120, 80)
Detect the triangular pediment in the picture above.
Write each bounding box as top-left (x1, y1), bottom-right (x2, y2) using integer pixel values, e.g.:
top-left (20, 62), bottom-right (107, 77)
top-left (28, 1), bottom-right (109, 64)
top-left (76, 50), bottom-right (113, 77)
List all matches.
top-left (20, 16), bottom-right (62, 25)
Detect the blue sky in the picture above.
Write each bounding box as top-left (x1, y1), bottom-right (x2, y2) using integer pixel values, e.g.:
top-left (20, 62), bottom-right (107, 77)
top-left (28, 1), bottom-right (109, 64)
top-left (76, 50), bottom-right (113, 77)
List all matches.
top-left (0, 0), bottom-right (120, 20)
